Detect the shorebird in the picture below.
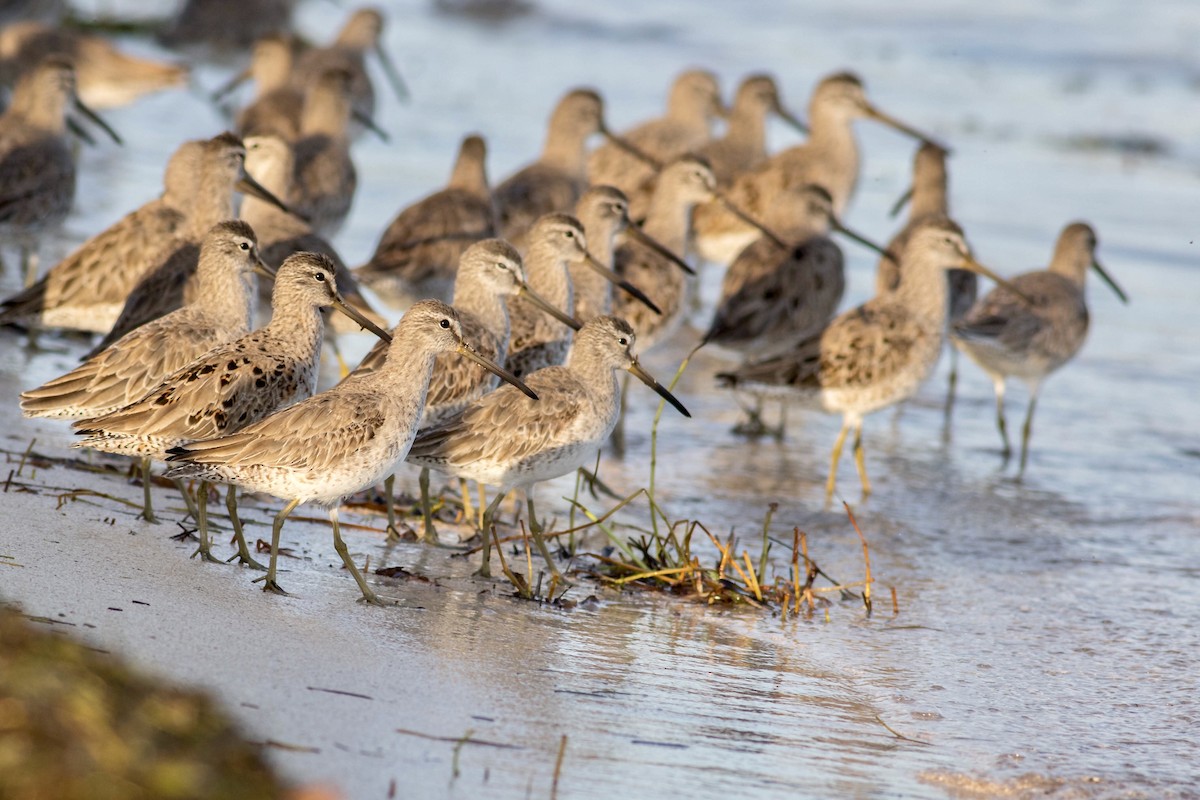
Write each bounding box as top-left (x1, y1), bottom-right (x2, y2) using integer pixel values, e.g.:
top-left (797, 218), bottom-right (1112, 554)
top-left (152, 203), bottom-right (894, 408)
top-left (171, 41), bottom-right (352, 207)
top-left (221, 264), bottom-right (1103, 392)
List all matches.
top-left (493, 88), bottom-right (652, 249)
top-left (625, 74), bottom-right (809, 219)
top-left (159, 0), bottom-right (296, 51)
top-left (692, 71), bottom-right (941, 265)
top-left (701, 184), bottom-right (890, 360)
top-left (349, 239), bottom-right (578, 540)
top-left (611, 156), bottom-right (716, 355)
top-left (506, 213), bottom-right (655, 378)
top-left (952, 222), bottom-right (1127, 472)
top-left (291, 6), bottom-right (408, 130)
top-left (354, 134), bottom-right (496, 309)
top-left (717, 220), bottom-right (1025, 501)
top-left (288, 66), bottom-right (361, 238)
top-left (0, 136), bottom-right (202, 332)
top-left (21, 220), bottom-right (270, 523)
top-left (223, 34), bottom-right (305, 141)
top-left (571, 185), bottom-right (692, 325)
top-left (697, 73), bottom-right (807, 184)
top-left (86, 132), bottom-right (291, 356)
top-left (165, 300), bottom-right (536, 604)
top-left (699, 185), bottom-right (891, 435)
top-left (74, 252), bottom-right (390, 566)
top-left (0, 56), bottom-right (120, 286)
top-left (875, 143), bottom-right (975, 414)
top-left (586, 69), bottom-right (723, 199)
top-left (240, 134), bottom-right (385, 341)
top-left (0, 21), bottom-right (187, 109)
top-left (408, 315), bottom-right (690, 581)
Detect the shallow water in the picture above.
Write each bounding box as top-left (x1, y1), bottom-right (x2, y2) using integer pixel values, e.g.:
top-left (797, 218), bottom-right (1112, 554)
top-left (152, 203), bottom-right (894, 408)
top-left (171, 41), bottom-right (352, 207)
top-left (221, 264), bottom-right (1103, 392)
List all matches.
top-left (2, 0), bottom-right (1199, 797)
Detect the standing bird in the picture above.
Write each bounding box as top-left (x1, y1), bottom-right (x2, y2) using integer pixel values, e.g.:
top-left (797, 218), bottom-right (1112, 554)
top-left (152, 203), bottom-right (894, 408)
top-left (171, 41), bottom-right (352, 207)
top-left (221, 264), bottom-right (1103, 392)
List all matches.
top-left (239, 134), bottom-right (384, 340)
top-left (700, 185), bottom-right (890, 436)
top-left (571, 185), bottom-right (691, 325)
top-left (493, 88), bottom-right (650, 249)
top-left (289, 67), bottom-right (361, 238)
top-left (0, 57), bottom-right (120, 286)
top-left (692, 71), bottom-right (940, 265)
top-left (0, 136), bottom-right (201, 332)
top-left (875, 143), bottom-right (974, 415)
top-left (717, 221), bottom-right (1025, 501)
top-left (21, 221), bottom-right (269, 524)
top-left (291, 6), bottom-right (408, 130)
top-left (697, 73), bottom-right (808, 185)
top-left (349, 239), bottom-right (578, 540)
top-left (586, 69), bottom-right (724, 199)
top-left (702, 184), bottom-right (890, 360)
top-left (354, 134), bottom-right (496, 309)
top-left (952, 222), bottom-right (1127, 472)
top-left (0, 21), bottom-right (187, 109)
top-left (73, 253), bottom-right (390, 566)
top-left (505, 213), bottom-right (654, 378)
top-left (86, 132), bottom-right (291, 356)
top-left (408, 316), bottom-right (690, 581)
top-left (226, 34), bottom-right (305, 141)
top-left (626, 73), bottom-right (809, 218)
top-left (165, 301), bottom-right (536, 604)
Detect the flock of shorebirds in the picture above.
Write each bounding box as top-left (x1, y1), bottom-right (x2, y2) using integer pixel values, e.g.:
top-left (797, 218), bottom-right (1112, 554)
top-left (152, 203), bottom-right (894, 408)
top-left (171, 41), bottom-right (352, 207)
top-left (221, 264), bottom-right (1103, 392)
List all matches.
top-left (0, 5), bottom-right (1128, 603)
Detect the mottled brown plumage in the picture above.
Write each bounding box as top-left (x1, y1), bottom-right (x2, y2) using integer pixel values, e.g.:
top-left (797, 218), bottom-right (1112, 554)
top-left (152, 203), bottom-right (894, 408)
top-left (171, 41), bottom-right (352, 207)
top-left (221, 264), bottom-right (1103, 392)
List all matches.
top-left (354, 134), bottom-right (495, 308)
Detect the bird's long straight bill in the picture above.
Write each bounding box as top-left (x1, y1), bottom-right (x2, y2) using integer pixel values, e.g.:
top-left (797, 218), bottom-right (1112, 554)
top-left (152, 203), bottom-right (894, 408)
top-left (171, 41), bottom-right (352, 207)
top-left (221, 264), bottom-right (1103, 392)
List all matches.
top-left (866, 105), bottom-right (946, 151)
top-left (236, 172), bottom-right (294, 215)
top-left (963, 258), bottom-right (1035, 305)
top-left (888, 185), bottom-right (914, 218)
top-left (353, 108), bottom-right (391, 142)
top-left (775, 105), bottom-right (810, 136)
top-left (519, 284), bottom-right (582, 331)
top-left (833, 219), bottom-right (895, 263)
top-left (626, 224), bottom-right (695, 276)
top-left (1092, 259), bottom-right (1129, 304)
top-left (716, 195), bottom-right (787, 250)
top-left (374, 42), bottom-right (410, 103)
top-left (600, 127), bottom-right (662, 171)
top-left (253, 259), bottom-right (277, 280)
top-left (210, 68), bottom-right (250, 101)
top-left (628, 359), bottom-right (690, 418)
top-left (331, 295), bottom-right (392, 342)
top-left (73, 98), bottom-right (122, 145)
top-left (583, 253), bottom-right (662, 316)
top-left (457, 345), bottom-right (538, 401)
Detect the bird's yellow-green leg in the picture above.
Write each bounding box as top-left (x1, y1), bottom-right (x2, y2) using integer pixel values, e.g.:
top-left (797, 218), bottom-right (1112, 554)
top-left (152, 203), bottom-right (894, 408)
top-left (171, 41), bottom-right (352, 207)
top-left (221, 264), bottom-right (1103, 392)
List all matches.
top-left (477, 490), bottom-right (507, 578)
top-left (993, 376), bottom-right (1011, 459)
top-left (224, 485), bottom-right (265, 569)
top-left (382, 474), bottom-right (403, 543)
top-left (330, 506), bottom-right (384, 605)
top-left (139, 457), bottom-right (159, 524)
top-left (172, 478), bottom-right (200, 523)
top-left (825, 420), bottom-right (851, 502)
top-left (1018, 390), bottom-right (1039, 476)
top-left (852, 419), bottom-right (872, 497)
top-left (252, 498), bottom-right (301, 595)
top-left (191, 480), bottom-right (223, 563)
top-left (526, 493), bottom-right (566, 584)
top-left (418, 467), bottom-right (440, 544)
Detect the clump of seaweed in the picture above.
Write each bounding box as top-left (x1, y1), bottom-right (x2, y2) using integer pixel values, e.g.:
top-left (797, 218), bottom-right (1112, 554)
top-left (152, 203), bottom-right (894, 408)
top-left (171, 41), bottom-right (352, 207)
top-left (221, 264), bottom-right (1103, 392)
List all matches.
top-left (0, 604), bottom-right (291, 800)
top-left (481, 357), bottom-right (888, 619)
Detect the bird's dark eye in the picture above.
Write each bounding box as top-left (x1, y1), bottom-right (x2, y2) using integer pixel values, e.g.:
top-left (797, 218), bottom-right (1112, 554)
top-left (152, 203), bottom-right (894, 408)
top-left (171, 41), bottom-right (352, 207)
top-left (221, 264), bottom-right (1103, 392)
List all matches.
top-left (618, 337), bottom-right (628, 346)
top-left (439, 319), bottom-right (451, 329)
top-left (565, 230), bottom-right (574, 238)
top-left (315, 272), bottom-right (326, 282)
top-left (239, 242), bottom-right (250, 251)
